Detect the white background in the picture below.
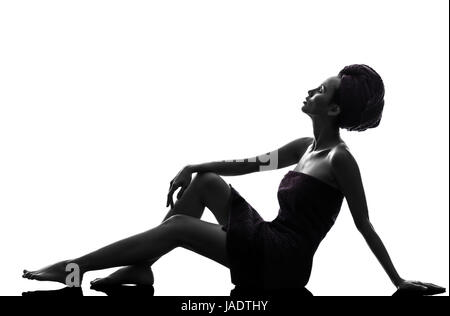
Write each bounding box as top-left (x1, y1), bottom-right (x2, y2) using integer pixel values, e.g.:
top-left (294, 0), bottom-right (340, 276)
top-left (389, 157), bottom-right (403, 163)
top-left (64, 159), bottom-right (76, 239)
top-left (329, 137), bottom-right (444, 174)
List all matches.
top-left (0, 0), bottom-right (448, 296)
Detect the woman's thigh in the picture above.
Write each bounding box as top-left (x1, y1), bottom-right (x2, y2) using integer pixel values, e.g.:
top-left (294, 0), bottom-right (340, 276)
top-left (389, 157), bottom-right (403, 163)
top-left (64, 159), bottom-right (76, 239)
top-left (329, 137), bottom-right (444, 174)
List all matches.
top-left (165, 214), bottom-right (230, 268)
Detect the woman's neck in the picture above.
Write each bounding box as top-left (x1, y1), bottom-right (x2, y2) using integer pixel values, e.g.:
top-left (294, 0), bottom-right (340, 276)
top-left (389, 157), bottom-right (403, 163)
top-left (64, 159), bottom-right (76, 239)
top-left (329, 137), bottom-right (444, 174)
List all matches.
top-left (311, 118), bottom-right (342, 151)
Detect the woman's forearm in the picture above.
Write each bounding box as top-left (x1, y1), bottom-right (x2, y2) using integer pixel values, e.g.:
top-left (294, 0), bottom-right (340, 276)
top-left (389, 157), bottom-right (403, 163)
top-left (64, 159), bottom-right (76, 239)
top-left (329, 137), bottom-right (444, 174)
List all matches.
top-left (187, 155), bottom-right (274, 176)
top-left (359, 222), bottom-right (404, 287)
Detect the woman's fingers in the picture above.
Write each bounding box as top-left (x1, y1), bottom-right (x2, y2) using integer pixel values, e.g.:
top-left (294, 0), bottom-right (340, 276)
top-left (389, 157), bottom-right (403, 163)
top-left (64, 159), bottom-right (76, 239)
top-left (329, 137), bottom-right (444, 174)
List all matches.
top-left (417, 282), bottom-right (446, 295)
top-left (177, 186), bottom-right (186, 199)
top-left (167, 170), bottom-right (191, 207)
top-left (394, 281), bottom-right (446, 296)
top-left (418, 281), bottom-right (439, 288)
top-left (407, 282), bottom-right (445, 295)
top-left (411, 281), bottom-right (427, 289)
top-left (167, 177), bottom-right (180, 207)
top-left (166, 193), bottom-right (171, 208)
top-left (167, 183), bottom-right (176, 208)
top-left (167, 189), bottom-right (174, 208)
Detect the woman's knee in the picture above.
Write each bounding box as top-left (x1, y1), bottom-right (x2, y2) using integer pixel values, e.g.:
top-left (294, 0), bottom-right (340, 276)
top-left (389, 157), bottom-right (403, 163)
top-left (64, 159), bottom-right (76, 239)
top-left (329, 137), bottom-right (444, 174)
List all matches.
top-left (192, 172), bottom-right (223, 188)
top-left (168, 173), bottom-right (221, 215)
top-left (192, 172), bottom-right (228, 198)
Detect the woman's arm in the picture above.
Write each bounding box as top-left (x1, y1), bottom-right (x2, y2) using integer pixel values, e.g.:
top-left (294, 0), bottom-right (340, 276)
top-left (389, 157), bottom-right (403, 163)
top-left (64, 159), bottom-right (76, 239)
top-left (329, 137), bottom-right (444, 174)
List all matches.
top-left (187, 137), bottom-right (313, 176)
top-left (331, 147), bottom-right (403, 287)
top-left (166, 137), bottom-right (313, 207)
top-left (331, 148), bottom-right (446, 295)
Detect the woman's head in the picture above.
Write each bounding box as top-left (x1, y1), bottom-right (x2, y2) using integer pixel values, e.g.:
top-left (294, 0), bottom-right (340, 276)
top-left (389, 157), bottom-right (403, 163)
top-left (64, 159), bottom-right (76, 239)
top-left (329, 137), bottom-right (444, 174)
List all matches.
top-left (302, 64), bottom-right (385, 132)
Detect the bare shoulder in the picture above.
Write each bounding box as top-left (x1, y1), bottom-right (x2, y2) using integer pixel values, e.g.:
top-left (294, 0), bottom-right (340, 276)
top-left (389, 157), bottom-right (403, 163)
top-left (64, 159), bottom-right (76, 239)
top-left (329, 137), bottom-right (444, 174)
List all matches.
top-left (330, 143), bottom-right (358, 170)
top-left (330, 143), bottom-right (363, 188)
top-left (330, 142), bottom-right (352, 158)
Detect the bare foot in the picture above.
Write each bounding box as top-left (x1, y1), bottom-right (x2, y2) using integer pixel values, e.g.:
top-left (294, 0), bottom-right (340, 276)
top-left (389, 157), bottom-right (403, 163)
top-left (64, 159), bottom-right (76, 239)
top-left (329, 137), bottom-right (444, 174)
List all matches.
top-left (22, 260), bottom-right (82, 286)
top-left (90, 265), bottom-right (154, 288)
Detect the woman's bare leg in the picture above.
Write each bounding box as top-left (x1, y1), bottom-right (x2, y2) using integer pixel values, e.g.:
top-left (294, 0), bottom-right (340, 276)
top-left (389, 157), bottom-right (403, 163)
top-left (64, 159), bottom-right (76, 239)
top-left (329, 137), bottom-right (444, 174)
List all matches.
top-left (23, 214), bottom-right (229, 285)
top-left (91, 172), bottom-right (232, 287)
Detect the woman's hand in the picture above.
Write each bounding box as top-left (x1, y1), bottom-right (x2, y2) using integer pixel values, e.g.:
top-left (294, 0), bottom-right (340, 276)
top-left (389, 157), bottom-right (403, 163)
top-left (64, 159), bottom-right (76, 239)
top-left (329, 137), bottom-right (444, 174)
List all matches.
top-left (393, 280), bottom-right (446, 296)
top-left (166, 166), bottom-right (193, 208)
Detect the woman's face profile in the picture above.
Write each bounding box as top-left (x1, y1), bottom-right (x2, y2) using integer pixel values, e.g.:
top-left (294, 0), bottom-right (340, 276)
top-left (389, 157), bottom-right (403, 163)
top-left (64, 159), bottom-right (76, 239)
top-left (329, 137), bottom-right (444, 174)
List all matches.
top-left (302, 76), bottom-right (341, 117)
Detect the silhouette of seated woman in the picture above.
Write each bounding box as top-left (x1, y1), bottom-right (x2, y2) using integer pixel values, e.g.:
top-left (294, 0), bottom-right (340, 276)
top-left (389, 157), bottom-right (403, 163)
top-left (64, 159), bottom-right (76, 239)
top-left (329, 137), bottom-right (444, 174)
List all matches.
top-left (22, 64), bottom-right (445, 296)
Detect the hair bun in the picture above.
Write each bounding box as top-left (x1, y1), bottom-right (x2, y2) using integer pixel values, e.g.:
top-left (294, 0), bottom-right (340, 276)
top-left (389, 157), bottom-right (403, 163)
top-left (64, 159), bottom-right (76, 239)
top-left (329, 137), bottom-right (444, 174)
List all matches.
top-left (337, 64), bottom-right (385, 132)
